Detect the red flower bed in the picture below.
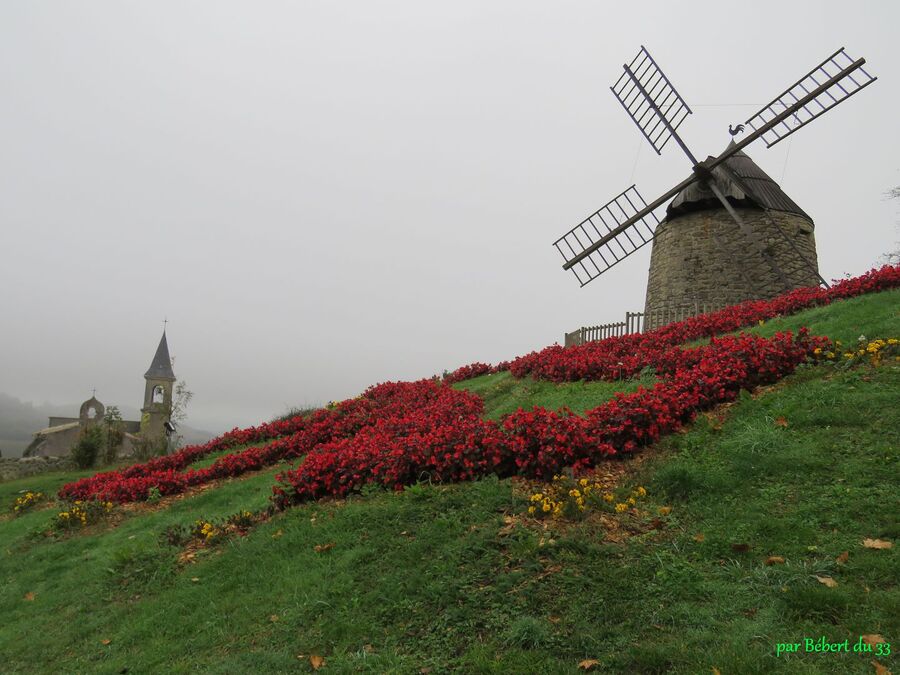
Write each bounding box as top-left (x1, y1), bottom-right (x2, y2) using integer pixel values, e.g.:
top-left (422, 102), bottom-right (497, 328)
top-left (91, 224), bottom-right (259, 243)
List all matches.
top-left (59, 380), bottom-right (483, 503)
top-left (506, 264), bottom-right (899, 382)
top-left (272, 330), bottom-right (827, 507)
top-left (59, 266), bottom-right (895, 508)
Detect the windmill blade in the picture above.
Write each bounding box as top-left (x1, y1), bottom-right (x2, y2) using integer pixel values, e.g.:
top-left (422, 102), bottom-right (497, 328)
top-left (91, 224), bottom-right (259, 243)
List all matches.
top-left (553, 185), bottom-right (665, 287)
top-left (611, 46), bottom-right (695, 160)
top-left (744, 48), bottom-right (876, 148)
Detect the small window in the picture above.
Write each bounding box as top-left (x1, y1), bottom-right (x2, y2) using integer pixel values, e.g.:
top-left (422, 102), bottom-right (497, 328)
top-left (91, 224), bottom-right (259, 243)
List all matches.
top-left (153, 385), bottom-right (165, 404)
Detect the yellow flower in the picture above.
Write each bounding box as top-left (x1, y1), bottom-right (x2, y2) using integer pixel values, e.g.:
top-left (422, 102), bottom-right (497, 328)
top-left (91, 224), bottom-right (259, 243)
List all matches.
top-left (528, 506), bottom-right (536, 515)
top-left (579, 478), bottom-right (589, 487)
top-left (603, 493), bottom-right (613, 503)
top-left (615, 503), bottom-right (628, 513)
top-left (636, 486), bottom-right (647, 497)
top-left (627, 497), bottom-right (636, 506)
top-left (542, 503), bottom-right (551, 513)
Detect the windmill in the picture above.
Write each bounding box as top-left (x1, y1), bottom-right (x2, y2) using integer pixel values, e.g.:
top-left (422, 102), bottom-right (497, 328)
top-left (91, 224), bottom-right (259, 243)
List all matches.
top-left (552, 47), bottom-right (876, 329)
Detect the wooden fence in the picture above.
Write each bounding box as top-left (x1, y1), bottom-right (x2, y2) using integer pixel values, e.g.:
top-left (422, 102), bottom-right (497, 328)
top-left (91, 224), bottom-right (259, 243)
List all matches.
top-left (564, 311), bottom-right (644, 347)
top-left (564, 301), bottom-right (717, 347)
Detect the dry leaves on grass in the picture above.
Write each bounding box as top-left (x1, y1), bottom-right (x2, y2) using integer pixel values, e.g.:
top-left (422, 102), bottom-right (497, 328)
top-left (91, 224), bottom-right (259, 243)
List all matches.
top-left (731, 543), bottom-right (751, 553)
top-left (314, 542), bottom-right (335, 553)
top-left (815, 575), bottom-right (838, 588)
top-left (693, 533), bottom-right (705, 543)
top-left (862, 538), bottom-right (892, 550)
top-left (578, 659), bottom-right (600, 671)
top-left (765, 556), bottom-right (786, 565)
top-left (836, 550), bottom-right (849, 564)
top-left (862, 635), bottom-right (888, 646)
top-left (871, 660), bottom-right (891, 675)
top-left (309, 654), bottom-right (325, 670)
top-left (100, 639), bottom-right (111, 646)
top-left (774, 416), bottom-right (789, 428)
top-left (23, 592), bottom-right (35, 601)
top-left (658, 506), bottom-right (672, 516)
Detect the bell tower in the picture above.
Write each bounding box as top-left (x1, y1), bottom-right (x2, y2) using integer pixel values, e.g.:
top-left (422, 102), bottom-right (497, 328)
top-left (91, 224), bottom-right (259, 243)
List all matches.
top-left (141, 330), bottom-right (176, 440)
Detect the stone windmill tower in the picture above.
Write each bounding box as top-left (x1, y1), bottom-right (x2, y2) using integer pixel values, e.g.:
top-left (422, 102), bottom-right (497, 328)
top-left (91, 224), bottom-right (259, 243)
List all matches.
top-left (552, 47), bottom-right (876, 329)
top-left (642, 142), bottom-right (820, 329)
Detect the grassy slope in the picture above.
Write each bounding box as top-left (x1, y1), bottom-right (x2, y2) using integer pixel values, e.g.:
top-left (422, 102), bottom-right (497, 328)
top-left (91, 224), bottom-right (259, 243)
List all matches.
top-left (0, 290), bottom-right (897, 674)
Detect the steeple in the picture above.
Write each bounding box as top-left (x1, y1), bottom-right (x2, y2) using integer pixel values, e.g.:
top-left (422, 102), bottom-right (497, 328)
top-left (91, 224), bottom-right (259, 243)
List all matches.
top-left (144, 331), bottom-right (176, 381)
top-left (141, 329), bottom-right (176, 446)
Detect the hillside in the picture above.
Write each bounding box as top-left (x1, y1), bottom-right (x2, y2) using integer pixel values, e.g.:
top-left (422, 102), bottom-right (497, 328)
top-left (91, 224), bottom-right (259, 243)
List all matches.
top-left (0, 282), bottom-right (897, 673)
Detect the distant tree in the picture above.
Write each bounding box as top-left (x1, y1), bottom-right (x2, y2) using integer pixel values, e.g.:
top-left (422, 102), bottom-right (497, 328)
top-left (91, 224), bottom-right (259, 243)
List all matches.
top-left (170, 380), bottom-right (193, 425)
top-left (101, 406), bottom-right (124, 465)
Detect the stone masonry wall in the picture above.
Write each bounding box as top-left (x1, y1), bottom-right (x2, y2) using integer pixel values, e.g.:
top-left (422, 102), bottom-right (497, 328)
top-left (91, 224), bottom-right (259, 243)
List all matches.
top-left (0, 456), bottom-right (74, 482)
top-left (643, 207), bottom-right (819, 330)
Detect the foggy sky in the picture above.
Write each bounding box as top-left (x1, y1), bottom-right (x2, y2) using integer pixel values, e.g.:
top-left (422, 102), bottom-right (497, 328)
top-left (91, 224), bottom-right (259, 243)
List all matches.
top-left (2, 1), bottom-right (898, 434)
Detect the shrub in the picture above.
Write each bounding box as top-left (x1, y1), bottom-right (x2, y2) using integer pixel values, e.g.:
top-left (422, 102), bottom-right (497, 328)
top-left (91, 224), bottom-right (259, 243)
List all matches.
top-left (71, 426), bottom-right (104, 469)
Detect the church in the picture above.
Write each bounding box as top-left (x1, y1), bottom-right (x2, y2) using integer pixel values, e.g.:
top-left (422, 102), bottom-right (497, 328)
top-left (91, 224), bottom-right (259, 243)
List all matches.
top-left (25, 331), bottom-right (177, 458)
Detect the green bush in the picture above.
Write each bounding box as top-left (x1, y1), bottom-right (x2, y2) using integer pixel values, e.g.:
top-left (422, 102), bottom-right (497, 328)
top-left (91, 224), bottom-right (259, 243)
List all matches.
top-left (71, 426), bottom-right (104, 469)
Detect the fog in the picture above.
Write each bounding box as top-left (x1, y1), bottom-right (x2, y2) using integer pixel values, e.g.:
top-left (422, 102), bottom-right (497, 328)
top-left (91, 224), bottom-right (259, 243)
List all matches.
top-left (2, 1), bottom-right (897, 434)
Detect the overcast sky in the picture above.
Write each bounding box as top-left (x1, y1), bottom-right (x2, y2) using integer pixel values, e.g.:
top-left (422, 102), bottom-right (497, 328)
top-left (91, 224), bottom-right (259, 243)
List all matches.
top-left (2, 1), bottom-right (898, 434)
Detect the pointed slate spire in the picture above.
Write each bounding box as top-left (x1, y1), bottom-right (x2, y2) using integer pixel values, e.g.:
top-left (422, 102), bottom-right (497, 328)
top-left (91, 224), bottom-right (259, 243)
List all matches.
top-left (144, 331), bottom-right (176, 380)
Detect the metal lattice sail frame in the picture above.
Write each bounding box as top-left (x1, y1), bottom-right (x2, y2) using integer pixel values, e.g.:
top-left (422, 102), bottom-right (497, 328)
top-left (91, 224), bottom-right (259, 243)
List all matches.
top-left (554, 45), bottom-right (877, 289)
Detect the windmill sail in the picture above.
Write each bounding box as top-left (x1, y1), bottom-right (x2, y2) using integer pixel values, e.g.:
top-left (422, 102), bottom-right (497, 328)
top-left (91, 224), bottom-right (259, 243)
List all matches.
top-left (744, 48), bottom-right (876, 148)
top-left (553, 186), bottom-right (664, 286)
top-left (611, 46), bottom-right (695, 160)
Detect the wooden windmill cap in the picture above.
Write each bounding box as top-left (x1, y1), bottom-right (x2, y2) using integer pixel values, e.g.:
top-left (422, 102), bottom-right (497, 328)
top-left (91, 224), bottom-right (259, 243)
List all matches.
top-left (666, 140), bottom-right (813, 223)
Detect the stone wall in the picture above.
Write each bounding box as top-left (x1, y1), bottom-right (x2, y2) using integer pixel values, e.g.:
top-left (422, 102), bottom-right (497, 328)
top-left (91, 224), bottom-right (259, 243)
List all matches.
top-left (0, 456), bottom-right (74, 482)
top-left (643, 207), bottom-right (819, 330)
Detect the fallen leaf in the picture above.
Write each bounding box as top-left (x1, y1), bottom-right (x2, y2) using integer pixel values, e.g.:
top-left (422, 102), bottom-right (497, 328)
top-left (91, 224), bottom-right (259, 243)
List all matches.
top-left (548, 615), bottom-right (561, 624)
top-left (578, 659), bottom-right (600, 671)
top-left (731, 543), bottom-right (751, 553)
top-left (871, 660), bottom-right (891, 675)
top-left (712, 668), bottom-right (722, 675)
top-left (272, 529), bottom-right (283, 539)
top-left (101, 639), bottom-right (111, 645)
top-left (774, 417), bottom-right (789, 428)
top-left (314, 542), bottom-right (335, 553)
top-left (191, 577), bottom-right (200, 583)
top-left (658, 506), bottom-right (672, 516)
top-left (765, 556), bottom-right (786, 566)
top-left (836, 550), bottom-right (849, 564)
top-left (693, 533), bottom-right (705, 543)
top-left (862, 539), bottom-right (892, 550)
top-left (269, 615), bottom-right (279, 623)
top-left (862, 635), bottom-right (887, 646)
top-left (815, 575), bottom-right (838, 588)
top-left (24, 592), bottom-right (35, 601)
top-left (310, 654), bottom-right (325, 670)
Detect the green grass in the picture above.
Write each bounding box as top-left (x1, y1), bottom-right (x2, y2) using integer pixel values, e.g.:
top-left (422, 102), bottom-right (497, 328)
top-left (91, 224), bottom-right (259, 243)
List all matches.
top-left (453, 370), bottom-right (655, 419)
top-left (0, 291), bottom-right (897, 673)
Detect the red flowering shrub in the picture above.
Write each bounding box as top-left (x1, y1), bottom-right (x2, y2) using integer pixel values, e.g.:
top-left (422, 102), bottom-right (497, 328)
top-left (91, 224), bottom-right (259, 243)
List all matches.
top-left (273, 330), bottom-right (826, 508)
top-left (442, 362), bottom-right (494, 384)
top-left (60, 266), bottom-right (895, 509)
top-left (59, 380), bottom-right (484, 504)
top-left (506, 264), bottom-right (899, 383)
